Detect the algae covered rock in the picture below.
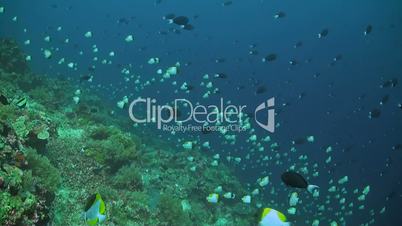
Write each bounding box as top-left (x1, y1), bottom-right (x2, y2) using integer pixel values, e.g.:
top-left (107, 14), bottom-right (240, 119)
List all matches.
top-left (0, 191), bottom-right (37, 225)
top-left (85, 125), bottom-right (140, 168)
top-left (0, 164), bottom-right (24, 191)
top-left (0, 39), bottom-right (29, 74)
top-left (112, 163), bottom-right (143, 191)
top-left (25, 148), bottom-right (61, 193)
top-left (157, 193), bottom-right (192, 226)
top-left (0, 126), bottom-right (57, 225)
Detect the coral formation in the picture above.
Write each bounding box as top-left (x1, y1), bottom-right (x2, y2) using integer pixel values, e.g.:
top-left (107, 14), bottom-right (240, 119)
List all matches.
top-left (157, 193), bottom-right (192, 226)
top-left (0, 39), bottom-right (257, 225)
top-left (85, 125), bottom-right (140, 170)
top-left (0, 39), bottom-right (29, 74)
top-left (25, 148), bottom-right (61, 193)
top-left (0, 118), bottom-right (54, 225)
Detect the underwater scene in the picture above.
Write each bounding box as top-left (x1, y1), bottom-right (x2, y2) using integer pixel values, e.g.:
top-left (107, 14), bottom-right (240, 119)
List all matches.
top-left (0, 0), bottom-right (402, 225)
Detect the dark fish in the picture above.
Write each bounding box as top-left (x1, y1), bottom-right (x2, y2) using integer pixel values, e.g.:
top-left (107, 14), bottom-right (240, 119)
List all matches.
top-left (298, 92), bottom-right (306, 100)
top-left (274, 11), bottom-right (286, 19)
top-left (318, 29), bottom-right (329, 38)
top-left (281, 171), bottom-right (319, 193)
top-left (182, 24), bottom-right (194, 30)
top-left (398, 103), bottom-right (402, 110)
top-left (222, 1), bottom-right (232, 6)
top-left (214, 73), bottom-right (227, 79)
top-left (215, 58), bottom-right (226, 63)
top-left (369, 108), bottom-right (381, 119)
top-left (380, 80), bottom-right (392, 88)
top-left (333, 54), bottom-right (343, 62)
top-left (163, 13), bottom-right (175, 20)
top-left (289, 60), bottom-right (298, 66)
top-left (364, 25), bottom-right (373, 36)
top-left (294, 41), bottom-right (303, 48)
top-left (391, 78), bottom-right (398, 87)
top-left (16, 97), bottom-right (27, 108)
top-left (80, 75), bottom-right (93, 82)
top-left (255, 86), bottom-right (267, 95)
top-left (262, 54), bottom-right (277, 62)
top-left (380, 78), bottom-right (398, 88)
top-left (0, 94), bottom-right (10, 105)
top-left (386, 190), bottom-right (397, 200)
top-left (88, 65), bottom-right (96, 72)
top-left (0, 94), bottom-right (9, 105)
top-left (236, 85), bottom-right (245, 91)
top-left (281, 171), bottom-right (307, 188)
top-left (380, 95), bottom-right (389, 105)
top-left (187, 85), bottom-right (195, 91)
top-left (390, 79), bottom-right (398, 87)
top-left (249, 50), bottom-right (258, 55)
top-left (292, 138), bottom-right (306, 145)
top-left (172, 16), bottom-right (189, 26)
top-left (249, 44), bottom-right (257, 48)
top-left (117, 17), bottom-right (130, 25)
top-left (329, 54), bottom-right (343, 66)
top-left (392, 144), bottom-right (401, 150)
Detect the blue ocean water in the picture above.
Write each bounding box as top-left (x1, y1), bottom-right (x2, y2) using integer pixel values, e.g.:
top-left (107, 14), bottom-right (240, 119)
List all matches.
top-left (1, 0), bottom-right (402, 225)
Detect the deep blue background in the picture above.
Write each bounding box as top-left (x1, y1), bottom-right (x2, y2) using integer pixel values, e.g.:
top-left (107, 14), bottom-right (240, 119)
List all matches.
top-left (1, 0), bottom-right (402, 225)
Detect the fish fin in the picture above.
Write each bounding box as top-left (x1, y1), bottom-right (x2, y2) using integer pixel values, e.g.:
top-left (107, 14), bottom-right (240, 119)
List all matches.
top-left (86, 218), bottom-right (98, 226)
top-left (98, 197), bottom-right (105, 214)
top-left (98, 213), bottom-right (106, 223)
top-left (307, 184), bottom-right (319, 194)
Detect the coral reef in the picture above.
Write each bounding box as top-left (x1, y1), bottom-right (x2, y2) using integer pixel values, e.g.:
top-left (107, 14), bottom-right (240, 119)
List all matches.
top-left (85, 125), bottom-right (140, 170)
top-left (157, 193), bottom-right (192, 226)
top-left (0, 117), bottom-right (54, 225)
top-left (25, 148), bottom-right (61, 193)
top-left (0, 39), bottom-right (29, 74)
top-left (0, 39), bottom-right (257, 225)
top-left (112, 163), bottom-right (143, 191)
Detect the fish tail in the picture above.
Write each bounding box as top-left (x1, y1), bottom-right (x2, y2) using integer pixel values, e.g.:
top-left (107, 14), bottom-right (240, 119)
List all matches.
top-left (307, 184), bottom-right (319, 194)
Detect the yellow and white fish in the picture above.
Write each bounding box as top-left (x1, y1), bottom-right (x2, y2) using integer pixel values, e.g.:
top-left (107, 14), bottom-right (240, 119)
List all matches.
top-left (83, 193), bottom-right (106, 226)
top-left (206, 193), bottom-right (219, 203)
top-left (259, 208), bottom-right (290, 226)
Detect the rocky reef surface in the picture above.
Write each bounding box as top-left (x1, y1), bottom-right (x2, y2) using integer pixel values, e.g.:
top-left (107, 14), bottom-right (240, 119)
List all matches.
top-left (0, 39), bottom-right (259, 225)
